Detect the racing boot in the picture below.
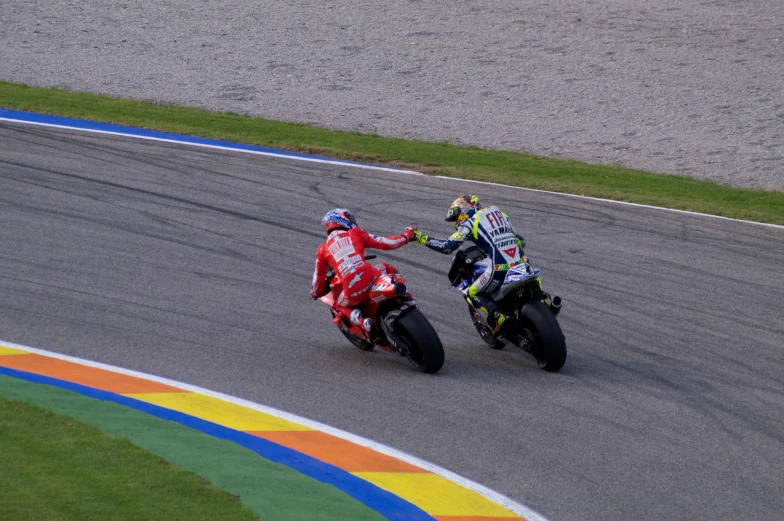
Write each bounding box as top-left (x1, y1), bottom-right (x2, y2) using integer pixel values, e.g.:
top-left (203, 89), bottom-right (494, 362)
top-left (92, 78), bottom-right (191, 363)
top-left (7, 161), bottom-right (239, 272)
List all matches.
top-left (465, 291), bottom-right (507, 335)
top-left (488, 310), bottom-right (508, 335)
top-left (349, 309), bottom-right (375, 337)
top-left (351, 309), bottom-right (380, 343)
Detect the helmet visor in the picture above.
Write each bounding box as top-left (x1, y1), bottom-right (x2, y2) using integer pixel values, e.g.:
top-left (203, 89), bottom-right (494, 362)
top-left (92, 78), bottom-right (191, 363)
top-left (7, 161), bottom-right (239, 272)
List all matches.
top-left (445, 206), bottom-right (461, 222)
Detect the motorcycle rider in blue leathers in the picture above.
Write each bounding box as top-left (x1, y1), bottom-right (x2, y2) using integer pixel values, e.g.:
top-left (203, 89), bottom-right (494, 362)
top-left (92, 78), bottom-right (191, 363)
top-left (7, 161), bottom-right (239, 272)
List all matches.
top-left (412, 195), bottom-right (527, 334)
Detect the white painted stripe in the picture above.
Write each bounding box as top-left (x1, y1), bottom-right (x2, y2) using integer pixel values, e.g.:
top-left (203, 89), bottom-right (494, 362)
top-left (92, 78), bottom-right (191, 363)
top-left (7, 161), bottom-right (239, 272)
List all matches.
top-left (432, 176), bottom-right (784, 230)
top-left (3, 114), bottom-right (779, 230)
top-left (0, 338), bottom-right (550, 521)
top-left (0, 117), bottom-right (420, 175)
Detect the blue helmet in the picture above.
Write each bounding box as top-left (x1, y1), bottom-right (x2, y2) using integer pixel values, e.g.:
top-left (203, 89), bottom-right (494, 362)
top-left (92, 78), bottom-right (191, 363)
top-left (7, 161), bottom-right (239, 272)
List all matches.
top-left (322, 208), bottom-right (357, 235)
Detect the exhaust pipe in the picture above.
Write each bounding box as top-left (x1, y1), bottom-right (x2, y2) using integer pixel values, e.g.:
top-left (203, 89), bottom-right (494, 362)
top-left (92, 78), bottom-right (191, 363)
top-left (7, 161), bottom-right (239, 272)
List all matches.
top-left (549, 295), bottom-right (562, 317)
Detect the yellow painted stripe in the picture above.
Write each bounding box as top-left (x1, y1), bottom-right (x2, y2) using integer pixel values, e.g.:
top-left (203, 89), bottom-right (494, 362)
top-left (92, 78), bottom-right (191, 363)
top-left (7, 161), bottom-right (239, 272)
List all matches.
top-left (0, 345), bottom-right (29, 355)
top-left (125, 392), bottom-right (312, 431)
top-left (354, 472), bottom-right (517, 517)
top-left (1, 342), bottom-right (531, 518)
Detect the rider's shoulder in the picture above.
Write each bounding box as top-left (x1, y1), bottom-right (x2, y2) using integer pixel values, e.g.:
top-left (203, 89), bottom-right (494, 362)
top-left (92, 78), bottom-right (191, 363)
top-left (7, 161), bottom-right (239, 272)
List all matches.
top-left (456, 220), bottom-right (473, 234)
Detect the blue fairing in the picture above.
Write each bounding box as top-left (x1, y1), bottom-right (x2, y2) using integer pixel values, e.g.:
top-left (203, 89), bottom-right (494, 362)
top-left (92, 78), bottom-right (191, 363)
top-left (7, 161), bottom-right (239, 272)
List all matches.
top-left (454, 263), bottom-right (488, 291)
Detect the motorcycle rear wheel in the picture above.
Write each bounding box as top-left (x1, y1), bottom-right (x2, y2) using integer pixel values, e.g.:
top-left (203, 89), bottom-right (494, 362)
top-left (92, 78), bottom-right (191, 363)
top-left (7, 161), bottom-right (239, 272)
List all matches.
top-left (397, 309), bottom-right (444, 373)
top-left (519, 300), bottom-right (567, 372)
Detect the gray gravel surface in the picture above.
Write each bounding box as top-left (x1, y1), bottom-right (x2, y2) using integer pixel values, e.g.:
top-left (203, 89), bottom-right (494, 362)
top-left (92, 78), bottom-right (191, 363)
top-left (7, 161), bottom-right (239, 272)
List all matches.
top-left (2, 1), bottom-right (783, 189)
top-left (2, 123), bottom-right (783, 521)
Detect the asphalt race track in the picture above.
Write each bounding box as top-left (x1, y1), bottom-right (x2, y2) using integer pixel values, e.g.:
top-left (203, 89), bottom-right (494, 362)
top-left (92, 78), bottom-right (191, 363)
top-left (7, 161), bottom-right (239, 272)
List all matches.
top-left (1, 122), bottom-right (783, 521)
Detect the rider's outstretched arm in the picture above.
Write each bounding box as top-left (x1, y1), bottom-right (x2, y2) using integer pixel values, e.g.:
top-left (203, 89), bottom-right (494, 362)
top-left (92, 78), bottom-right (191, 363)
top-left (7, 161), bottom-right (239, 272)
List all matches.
top-left (361, 229), bottom-right (410, 251)
top-left (414, 228), bottom-right (467, 254)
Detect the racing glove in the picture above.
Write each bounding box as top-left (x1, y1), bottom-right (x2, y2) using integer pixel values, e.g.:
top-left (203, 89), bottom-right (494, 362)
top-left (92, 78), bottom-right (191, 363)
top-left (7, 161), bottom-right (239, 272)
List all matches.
top-left (412, 230), bottom-right (429, 245)
top-left (403, 226), bottom-right (418, 243)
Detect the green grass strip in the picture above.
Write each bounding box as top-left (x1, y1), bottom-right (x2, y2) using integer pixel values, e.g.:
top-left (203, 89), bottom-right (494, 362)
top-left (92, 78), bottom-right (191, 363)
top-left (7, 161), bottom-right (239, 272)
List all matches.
top-left (0, 395), bottom-right (259, 521)
top-left (1, 80), bottom-right (782, 225)
top-left (0, 375), bottom-right (387, 521)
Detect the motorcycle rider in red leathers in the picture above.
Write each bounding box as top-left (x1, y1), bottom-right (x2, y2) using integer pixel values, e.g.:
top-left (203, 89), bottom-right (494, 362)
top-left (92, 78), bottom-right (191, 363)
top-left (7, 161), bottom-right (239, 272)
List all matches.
top-left (311, 209), bottom-right (416, 337)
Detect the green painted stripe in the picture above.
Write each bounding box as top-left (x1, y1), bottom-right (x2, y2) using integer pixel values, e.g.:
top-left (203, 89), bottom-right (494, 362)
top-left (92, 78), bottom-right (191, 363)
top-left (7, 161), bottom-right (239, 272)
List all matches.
top-left (0, 375), bottom-right (387, 521)
top-left (1, 396), bottom-right (259, 521)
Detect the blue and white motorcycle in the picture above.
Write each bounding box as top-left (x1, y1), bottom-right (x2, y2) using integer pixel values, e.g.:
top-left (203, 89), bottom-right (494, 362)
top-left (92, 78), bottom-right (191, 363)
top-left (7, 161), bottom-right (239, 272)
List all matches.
top-left (448, 246), bottom-right (566, 372)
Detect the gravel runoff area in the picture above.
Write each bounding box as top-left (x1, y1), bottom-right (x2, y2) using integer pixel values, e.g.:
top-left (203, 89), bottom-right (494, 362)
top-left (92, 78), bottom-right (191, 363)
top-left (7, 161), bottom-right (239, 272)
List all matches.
top-left (2, 1), bottom-right (783, 190)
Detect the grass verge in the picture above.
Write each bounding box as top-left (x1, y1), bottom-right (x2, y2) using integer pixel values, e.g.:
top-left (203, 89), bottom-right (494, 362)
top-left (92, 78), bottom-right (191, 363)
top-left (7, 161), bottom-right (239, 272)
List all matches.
top-left (0, 395), bottom-right (260, 521)
top-left (0, 374), bottom-right (388, 521)
top-left (1, 80), bottom-right (782, 225)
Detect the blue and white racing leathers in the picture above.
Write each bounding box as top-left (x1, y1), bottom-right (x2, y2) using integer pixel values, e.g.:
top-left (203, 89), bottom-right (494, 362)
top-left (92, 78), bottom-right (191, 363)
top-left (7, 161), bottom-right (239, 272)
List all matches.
top-left (420, 206), bottom-right (527, 318)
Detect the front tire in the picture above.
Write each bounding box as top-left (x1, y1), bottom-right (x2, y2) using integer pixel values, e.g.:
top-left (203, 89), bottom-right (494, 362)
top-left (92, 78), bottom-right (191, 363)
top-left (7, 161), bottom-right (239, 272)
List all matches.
top-left (397, 309), bottom-right (444, 373)
top-left (519, 300), bottom-right (566, 372)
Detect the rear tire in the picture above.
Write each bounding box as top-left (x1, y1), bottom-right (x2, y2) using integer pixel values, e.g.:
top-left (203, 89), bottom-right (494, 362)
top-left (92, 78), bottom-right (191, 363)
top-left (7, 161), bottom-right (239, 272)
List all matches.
top-left (519, 300), bottom-right (567, 372)
top-left (397, 309), bottom-right (444, 373)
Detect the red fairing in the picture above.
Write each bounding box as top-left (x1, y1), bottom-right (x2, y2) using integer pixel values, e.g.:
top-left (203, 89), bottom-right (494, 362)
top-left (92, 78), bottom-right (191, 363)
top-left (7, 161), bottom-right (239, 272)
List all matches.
top-left (311, 227), bottom-right (408, 298)
top-left (374, 262), bottom-right (399, 276)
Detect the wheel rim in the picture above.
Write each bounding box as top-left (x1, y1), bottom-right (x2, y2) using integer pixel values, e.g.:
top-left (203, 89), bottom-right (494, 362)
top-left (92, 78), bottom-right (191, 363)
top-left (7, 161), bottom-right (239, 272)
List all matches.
top-left (475, 322), bottom-right (495, 343)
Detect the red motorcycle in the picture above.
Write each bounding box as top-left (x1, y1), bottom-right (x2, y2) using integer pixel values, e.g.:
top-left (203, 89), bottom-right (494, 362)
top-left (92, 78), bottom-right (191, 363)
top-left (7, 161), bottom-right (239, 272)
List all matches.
top-left (319, 256), bottom-right (444, 373)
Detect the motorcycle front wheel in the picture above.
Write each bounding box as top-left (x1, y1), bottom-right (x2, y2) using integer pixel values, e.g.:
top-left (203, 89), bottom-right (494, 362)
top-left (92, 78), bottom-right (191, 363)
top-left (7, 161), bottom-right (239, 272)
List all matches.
top-left (467, 304), bottom-right (505, 350)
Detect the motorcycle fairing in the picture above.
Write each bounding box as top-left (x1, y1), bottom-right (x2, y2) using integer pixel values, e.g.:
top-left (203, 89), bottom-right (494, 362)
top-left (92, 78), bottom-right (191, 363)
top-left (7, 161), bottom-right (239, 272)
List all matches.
top-left (456, 259), bottom-right (540, 301)
top-left (492, 262), bottom-right (541, 300)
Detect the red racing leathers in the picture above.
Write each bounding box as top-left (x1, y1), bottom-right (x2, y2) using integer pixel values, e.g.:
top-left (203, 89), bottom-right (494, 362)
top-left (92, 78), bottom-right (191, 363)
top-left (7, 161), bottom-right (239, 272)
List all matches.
top-left (311, 227), bottom-right (410, 321)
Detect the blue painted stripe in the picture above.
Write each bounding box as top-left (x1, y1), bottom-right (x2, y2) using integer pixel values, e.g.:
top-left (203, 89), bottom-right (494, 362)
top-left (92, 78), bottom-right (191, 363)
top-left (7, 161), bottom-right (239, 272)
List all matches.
top-left (0, 108), bottom-right (399, 170)
top-left (0, 365), bottom-right (435, 521)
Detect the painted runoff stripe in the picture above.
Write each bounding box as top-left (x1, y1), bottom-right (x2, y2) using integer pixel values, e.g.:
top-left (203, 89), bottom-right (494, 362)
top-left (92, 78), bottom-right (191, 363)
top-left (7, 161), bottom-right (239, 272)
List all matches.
top-left (1, 108), bottom-right (782, 230)
top-left (0, 374), bottom-right (389, 521)
top-left (0, 341), bottom-right (548, 521)
top-left (0, 109), bottom-right (418, 175)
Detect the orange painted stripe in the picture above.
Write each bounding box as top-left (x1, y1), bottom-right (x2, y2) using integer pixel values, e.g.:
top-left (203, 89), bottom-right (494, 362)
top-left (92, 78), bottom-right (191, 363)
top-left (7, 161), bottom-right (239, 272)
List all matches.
top-left (249, 430), bottom-right (428, 473)
top-left (434, 517), bottom-right (527, 521)
top-left (0, 354), bottom-right (187, 394)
